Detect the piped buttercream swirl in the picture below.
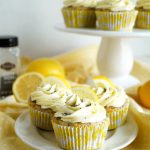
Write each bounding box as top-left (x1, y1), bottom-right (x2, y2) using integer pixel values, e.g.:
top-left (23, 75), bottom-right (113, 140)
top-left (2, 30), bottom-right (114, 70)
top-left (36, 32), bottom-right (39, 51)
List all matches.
top-left (31, 83), bottom-right (71, 112)
top-left (96, 0), bottom-right (136, 11)
top-left (92, 80), bottom-right (127, 108)
top-left (55, 93), bottom-right (107, 123)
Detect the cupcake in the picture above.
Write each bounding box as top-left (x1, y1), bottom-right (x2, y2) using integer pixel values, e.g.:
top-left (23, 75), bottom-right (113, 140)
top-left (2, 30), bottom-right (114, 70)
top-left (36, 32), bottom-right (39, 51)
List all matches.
top-left (29, 82), bottom-right (71, 131)
top-left (136, 0), bottom-right (150, 29)
top-left (52, 94), bottom-right (109, 150)
top-left (96, 0), bottom-right (138, 31)
top-left (92, 78), bottom-right (129, 130)
top-left (62, 0), bottom-right (98, 28)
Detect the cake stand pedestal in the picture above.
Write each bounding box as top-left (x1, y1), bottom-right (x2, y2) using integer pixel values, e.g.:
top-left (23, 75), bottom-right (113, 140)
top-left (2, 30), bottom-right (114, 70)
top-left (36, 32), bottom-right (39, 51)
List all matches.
top-left (55, 23), bottom-right (150, 89)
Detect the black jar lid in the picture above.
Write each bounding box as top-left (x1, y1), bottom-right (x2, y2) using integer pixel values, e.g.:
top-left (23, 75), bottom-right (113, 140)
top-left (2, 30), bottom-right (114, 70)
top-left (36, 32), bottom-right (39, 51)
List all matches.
top-left (0, 36), bottom-right (18, 47)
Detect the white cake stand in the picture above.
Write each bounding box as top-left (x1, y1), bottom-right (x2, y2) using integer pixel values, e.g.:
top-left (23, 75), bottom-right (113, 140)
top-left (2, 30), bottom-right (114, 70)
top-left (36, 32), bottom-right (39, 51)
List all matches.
top-left (55, 23), bottom-right (150, 89)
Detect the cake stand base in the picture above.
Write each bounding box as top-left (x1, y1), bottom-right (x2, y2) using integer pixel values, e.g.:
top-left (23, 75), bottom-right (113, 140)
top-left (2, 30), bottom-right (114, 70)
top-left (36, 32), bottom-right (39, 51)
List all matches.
top-left (97, 37), bottom-right (140, 89)
top-left (110, 75), bottom-right (139, 89)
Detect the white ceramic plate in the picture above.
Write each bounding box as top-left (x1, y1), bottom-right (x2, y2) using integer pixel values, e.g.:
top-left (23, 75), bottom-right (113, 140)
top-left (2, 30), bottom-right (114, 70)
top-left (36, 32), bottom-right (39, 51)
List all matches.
top-left (15, 111), bottom-right (138, 150)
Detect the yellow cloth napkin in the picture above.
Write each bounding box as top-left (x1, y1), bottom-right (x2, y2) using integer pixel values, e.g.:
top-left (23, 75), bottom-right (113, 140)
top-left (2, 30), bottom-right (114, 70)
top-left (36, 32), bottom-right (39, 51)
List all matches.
top-left (0, 112), bottom-right (34, 150)
top-left (0, 96), bottom-right (28, 119)
top-left (0, 45), bottom-right (150, 150)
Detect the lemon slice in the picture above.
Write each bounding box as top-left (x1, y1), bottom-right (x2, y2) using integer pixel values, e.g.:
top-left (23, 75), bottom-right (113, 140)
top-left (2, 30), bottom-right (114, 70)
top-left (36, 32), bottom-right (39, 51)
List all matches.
top-left (71, 85), bottom-right (98, 102)
top-left (13, 72), bottom-right (44, 103)
top-left (44, 76), bottom-right (71, 89)
top-left (93, 75), bottom-right (114, 88)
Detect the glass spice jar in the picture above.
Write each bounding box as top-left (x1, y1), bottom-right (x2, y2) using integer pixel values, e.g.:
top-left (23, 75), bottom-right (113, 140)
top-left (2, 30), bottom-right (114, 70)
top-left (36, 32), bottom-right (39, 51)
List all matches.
top-left (0, 36), bottom-right (20, 97)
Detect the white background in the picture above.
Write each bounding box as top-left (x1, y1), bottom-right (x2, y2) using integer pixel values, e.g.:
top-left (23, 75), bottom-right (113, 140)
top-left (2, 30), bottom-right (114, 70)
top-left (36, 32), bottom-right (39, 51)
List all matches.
top-left (0, 0), bottom-right (150, 59)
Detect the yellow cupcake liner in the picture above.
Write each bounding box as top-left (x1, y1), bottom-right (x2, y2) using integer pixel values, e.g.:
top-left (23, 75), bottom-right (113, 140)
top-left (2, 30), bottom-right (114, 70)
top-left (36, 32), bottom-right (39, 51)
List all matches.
top-left (62, 7), bottom-right (96, 28)
top-left (136, 10), bottom-right (150, 29)
top-left (96, 10), bottom-right (138, 31)
top-left (29, 106), bottom-right (53, 131)
top-left (52, 118), bottom-right (109, 150)
top-left (107, 99), bottom-right (130, 130)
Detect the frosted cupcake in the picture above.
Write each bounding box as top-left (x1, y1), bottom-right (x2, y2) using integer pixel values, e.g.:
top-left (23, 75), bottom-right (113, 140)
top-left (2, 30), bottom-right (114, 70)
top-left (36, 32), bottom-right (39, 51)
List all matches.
top-left (136, 0), bottom-right (150, 29)
top-left (29, 82), bottom-right (71, 131)
top-left (92, 78), bottom-right (129, 130)
top-left (52, 94), bottom-right (109, 150)
top-left (62, 0), bottom-right (98, 28)
top-left (96, 0), bottom-right (138, 31)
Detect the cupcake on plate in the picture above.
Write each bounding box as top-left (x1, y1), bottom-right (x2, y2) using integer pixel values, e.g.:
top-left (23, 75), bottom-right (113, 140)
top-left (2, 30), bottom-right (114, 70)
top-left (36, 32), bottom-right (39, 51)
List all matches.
top-left (136, 0), bottom-right (150, 29)
top-left (92, 77), bottom-right (129, 130)
top-left (52, 93), bottom-right (109, 150)
top-left (96, 0), bottom-right (138, 31)
top-left (29, 82), bottom-right (71, 131)
top-left (62, 0), bottom-right (98, 28)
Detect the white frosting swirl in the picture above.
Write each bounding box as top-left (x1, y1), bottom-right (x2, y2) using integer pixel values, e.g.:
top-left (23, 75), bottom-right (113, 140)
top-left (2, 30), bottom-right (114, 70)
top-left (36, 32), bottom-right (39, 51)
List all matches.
top-left (63, 0), bottom-right (99, 8)
top-left (137, 0), bottom-right (150, 10)
top-left (96, 0), bottom-right (136, 11)
top-left (92, 80), bottom-right (127, 107)
top-left (55, 94), bottom-right (107, 123)
top-left (31, 83), bottom-right (72, 112)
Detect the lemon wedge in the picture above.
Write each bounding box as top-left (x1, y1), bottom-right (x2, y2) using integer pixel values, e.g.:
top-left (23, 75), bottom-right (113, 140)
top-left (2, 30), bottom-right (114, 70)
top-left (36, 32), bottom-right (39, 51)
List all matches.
top-left (71, 85), bottom-right (98, 102)
top-left (93, 75), bottom-right (114, 88)
top-left (13, 72), bottom-right (44, 103)
top-left (44, 76), bottom-right (71, 89)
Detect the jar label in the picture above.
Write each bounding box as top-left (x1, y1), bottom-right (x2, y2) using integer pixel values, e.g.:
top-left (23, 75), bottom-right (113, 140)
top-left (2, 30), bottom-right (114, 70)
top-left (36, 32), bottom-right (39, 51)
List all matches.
top-left (0, 62), bottom-right (16, 71)
top-left (0, 74), bottom-right (17, 97)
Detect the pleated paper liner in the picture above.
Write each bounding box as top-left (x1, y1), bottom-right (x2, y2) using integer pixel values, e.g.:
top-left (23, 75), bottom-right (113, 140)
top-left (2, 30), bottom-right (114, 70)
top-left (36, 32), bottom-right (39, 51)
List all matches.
top-left (62, 7), bottom-right (96, 28)
top-left (52, 117), bottom-right (109, 150)
top-left (107, 99), bottom-right (130, 130)
top-left (29, 106), bottom-right (53, 131)
top-left (96, 10), bottom-right (138, 31)
top-left (135, 10), bottom-right (150, 29)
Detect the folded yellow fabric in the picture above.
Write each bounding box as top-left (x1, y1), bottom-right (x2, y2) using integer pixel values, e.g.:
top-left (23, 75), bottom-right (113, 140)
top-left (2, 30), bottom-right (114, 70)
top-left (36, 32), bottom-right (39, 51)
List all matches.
top-left (0, 112), bottom-right (34, 150)
top-left (55, 45), bottom-right (99, 84)
top-left (131, 60), bottom-right (150, 83)
top-left (0, 96), bottom-right (28, 119)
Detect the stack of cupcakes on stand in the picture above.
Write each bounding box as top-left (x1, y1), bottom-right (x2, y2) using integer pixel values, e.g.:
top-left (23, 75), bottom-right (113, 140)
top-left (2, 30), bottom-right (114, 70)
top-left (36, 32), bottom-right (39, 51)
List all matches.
top-left (136, 0), bottom-right (150, 29)
top-left (62, 0), bottom-right (150, 30)
top-left (61, 0), bottom-right (138, 31)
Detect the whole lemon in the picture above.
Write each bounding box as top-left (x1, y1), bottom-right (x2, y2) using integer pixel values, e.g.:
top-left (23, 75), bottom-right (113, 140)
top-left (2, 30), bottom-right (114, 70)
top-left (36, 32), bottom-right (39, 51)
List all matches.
top-left (138, 81), bottom-right (150, 109)
top-left (26, 58), bottom-right (65, 77)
